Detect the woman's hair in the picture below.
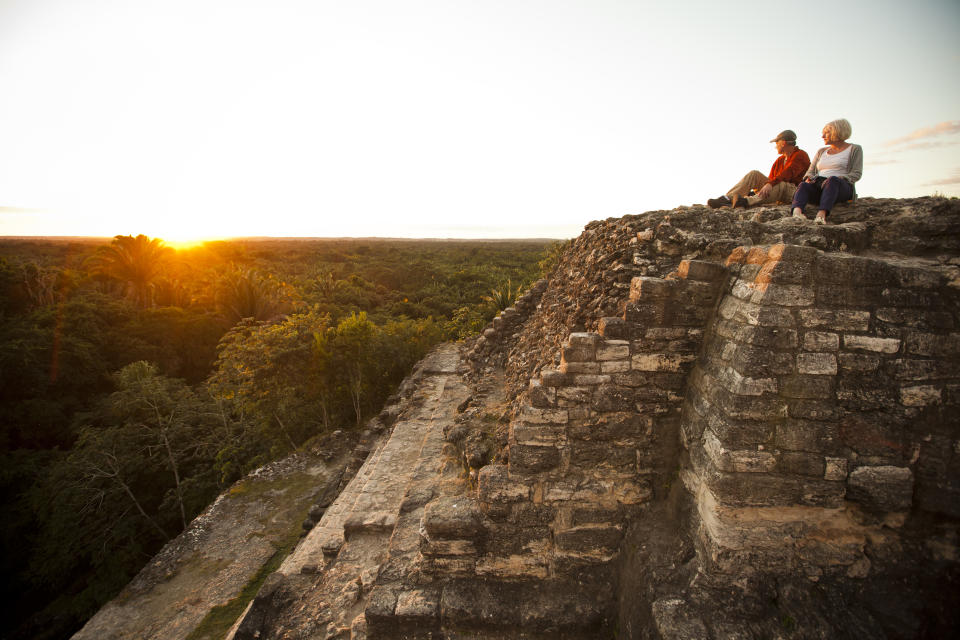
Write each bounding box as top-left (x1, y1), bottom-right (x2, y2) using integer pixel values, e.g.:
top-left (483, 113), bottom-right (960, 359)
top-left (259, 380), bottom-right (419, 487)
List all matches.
top-left (824, 118), bottom-right (852, 142)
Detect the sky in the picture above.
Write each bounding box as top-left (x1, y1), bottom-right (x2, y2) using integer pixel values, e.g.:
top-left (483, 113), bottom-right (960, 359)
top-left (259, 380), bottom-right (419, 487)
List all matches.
top-left (1, 0), bottom-right (958, 242)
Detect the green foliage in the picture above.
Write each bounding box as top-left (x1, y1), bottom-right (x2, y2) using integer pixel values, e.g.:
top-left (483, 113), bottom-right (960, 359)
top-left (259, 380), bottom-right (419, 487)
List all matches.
top-left (538, 239), bottom-right (572, 275)
top-left (482, 279), bottom-right (518, 313)
top-left (0, 236), bottom-right (547, 639)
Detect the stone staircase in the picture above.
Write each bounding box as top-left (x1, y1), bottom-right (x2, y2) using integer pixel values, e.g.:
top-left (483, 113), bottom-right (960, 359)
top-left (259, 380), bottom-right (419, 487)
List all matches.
top-left (230, 343), bottom-right (472, 639)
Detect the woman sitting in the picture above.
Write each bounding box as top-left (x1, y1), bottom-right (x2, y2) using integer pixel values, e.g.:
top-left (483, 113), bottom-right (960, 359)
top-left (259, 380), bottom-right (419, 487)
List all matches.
top-left (791, 118), bottom-right (863, 224)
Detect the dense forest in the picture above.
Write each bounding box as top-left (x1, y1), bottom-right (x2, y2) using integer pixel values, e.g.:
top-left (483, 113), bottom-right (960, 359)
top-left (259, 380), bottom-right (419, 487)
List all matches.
top-left (0, 235), bottom-right (552, 640)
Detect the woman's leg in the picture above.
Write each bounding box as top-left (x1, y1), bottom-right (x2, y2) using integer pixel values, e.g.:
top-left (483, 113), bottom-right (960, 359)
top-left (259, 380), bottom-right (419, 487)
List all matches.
top-left (791, 181), bottom-right (819, 218)
top-left (818, 177), bottom-right (854, 215)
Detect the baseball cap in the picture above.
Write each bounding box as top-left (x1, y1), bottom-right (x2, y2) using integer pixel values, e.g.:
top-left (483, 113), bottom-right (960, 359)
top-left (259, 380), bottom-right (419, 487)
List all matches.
top-left (770, 130), bottom-right (797, 143)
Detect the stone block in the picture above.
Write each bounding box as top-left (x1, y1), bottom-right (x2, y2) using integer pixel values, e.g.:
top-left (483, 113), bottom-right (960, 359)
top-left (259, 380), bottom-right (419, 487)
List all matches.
top-left (423, 496), bottom-right (482, 539)
top-left (847, 465), bottom-right (914, 511)
top-left (750, 283), bottom-right (815, 307)
top-left (474, 555), bottom-right (549, 579)
top-left (556, 386), bottom-right (593, 404)
top-left (815, 254), bottom-right (893, 285)
top-left (477, 465), bottom-right (529, 504)
top-left (838, 353), bottom-right (880, 372)
top-left (800, 309), bottom-right (870, 331)
top-left (705, 410), bottom-right (774, 447)
top-left (775, 419), bottom-right (839, 453)
top-left (904, 331), bottom-right (960, 356)
top-left (880, 288), bottom-right (936, 308)
top-left (600, 359), bottom-right (631, 374)
top-left (591, 384), bottom-right (636, 412)
top-left (568, 332), bottom-right (602, 349)
top-left (875, 308), bottom-right (954, 330)
top-left (740, 303), bottom-right (796, 327)
top-left (510, 444), bottom-right (561, 473)
top-left (797, 352), bottom-right (838, 375)
top-left (625, 302), bottom-right (667, 325)
top-left (703, 430), bottom-right (776, 473)
top-left (890, 358), bottom-right (956, 381)
top-left (567, 413), bottom-right (652, 442)
top-left (519, 406), bottom-right (569, 425)
top-left (717, 389), bottom-right (788, 421)
top-left (394, 588), bottom-right (440, 623)
top-left (677, 259), bottom-right (728, 282)
top-left (420, 539), bottom-right (478, 557)
top-left (561, 345), bottom-right (597, 364)
top-left (512, 423), bottom-right (565, 447)
top-left (714, 366), bottom-right (778, 396)
top-left (560, 360), bottom-right (601, 375)
top-left (554, 524), bottom-right (623, 554)
top-left (803, 331), bottom-right (840, 351)
top-left (632, 353), bottom-right (690, 372)
top-left (777, 451), bottom-right (826, 477)
top-left (573, 374), bottom-right (612, 386)
top-left (817, 284), bottom-right (884, 308)
top-left (630, 276), bottom-right (675, 301)
top-left (844, 335), bottom-right (901, 354)
top-left (781, 375), bottom-right (835, 400)
top-left (824, 457), bottom-right (849, 481)
top-left (900, 385), bottom-right (941, 407)
top-left (728, 344), bottom-right (795, 377)
top-left (894, 265), bottom-right (942, 289)
top-left (596, 340), bottom-right (630, 361)
top-left (569, 441), bottom-right (636, 469)
top-left (598, 316), bottom-right (629, 339)
top-left (540, 369), bottom-right (567, 387)
top-left (787, 399), bottom-right (839, 421)
top-left (528, 379), bottom-right (556, 408)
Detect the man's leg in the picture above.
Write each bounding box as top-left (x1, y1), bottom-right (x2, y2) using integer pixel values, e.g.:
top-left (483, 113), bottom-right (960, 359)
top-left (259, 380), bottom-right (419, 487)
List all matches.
top-left (746, 181), bottom-right (797, 206)
top-left (725, 170), bottom-right (768, 199)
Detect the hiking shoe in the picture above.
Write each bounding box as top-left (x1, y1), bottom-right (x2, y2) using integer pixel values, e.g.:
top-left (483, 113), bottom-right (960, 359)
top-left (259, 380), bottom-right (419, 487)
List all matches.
top-left (707, 196), bottom-right (731, 209)
top-left (731, 194), bottom-right (749, 209)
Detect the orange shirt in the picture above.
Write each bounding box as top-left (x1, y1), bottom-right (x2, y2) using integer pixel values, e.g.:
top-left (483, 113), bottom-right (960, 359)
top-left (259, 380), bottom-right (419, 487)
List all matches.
top-left (768, 148), bottom-right (810, 186)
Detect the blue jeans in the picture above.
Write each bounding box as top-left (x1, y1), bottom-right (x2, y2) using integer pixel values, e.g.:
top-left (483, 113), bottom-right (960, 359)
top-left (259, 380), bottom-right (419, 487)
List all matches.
top-left (791, 176), bottom-right (854, 215)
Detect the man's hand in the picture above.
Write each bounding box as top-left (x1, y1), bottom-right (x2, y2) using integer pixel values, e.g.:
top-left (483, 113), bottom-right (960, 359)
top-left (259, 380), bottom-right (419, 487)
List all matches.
top-left (758, 183), bottom-right (773, 198)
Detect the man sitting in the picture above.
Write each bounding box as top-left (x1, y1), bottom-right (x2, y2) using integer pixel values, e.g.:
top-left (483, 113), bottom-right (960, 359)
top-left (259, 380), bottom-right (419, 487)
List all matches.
top-left (707, 130), bottom-right (810, 209)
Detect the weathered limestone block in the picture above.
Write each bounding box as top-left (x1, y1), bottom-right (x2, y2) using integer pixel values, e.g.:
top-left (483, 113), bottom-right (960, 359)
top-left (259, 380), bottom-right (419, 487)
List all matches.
top-left (600, 359), bottom-right (631, 374)
top-left (815, 253), bottom-right (894, 286)
top-left (750, 283), bottom-right (815, 307)
top-left (572, 374), bottom-right (612, 386)
top-left (423, 497), bottom-right (482, 540)
top-left (754, 244), bottom-right (818, 284)
top-left (843, 335), bottom-right (902, 354)
top-left (803, 331), bottom-right (840, 351)
top-left (899, 385), bottom-right (941, 407)
top-left (591, 384), bottom-right (636, 412)
top-left (797, 352), bottom-right (839, 375)
top-left (875, 308), bottom-right (954, 330)
top-left (510, 444), bottom-right (561, 473)
top-left (566, 412), bottom-right (652, 442)
top-left (511, 423), bottom-right (565, 447)
top-left (394, 588), bottom-right (440, 625)
top-left (703, 430), bottom-right (776, 473)
top-left (904, 331), bottom-right (960, 356)
top-left (554, 524), bottom-right (623, 554)
top-left (596, 339), bottom-right (630, 361)
top-left (714, 366), bottom-right (778, 396)
top-left (630, 276), bottom-right (676, 301)
top-left (421, 539), bottom-right (478, 557)
top-left (817, 284), bottom-right (884, 308)
top-left (890, 358), bottom-right (957, 381)
top-left (847, 465), bottom-right (914, 512)
top-left (676, 259), bottom-right (728, 283)
top-left (800, 309), bottom-right (870, 331)
top-left (559, 360), bottom-right (601, 374)
top-left (838, 352), bottom-right (880, 372)
top-left (540, 368), bottom-right (567, 387)
top-left (519, 406), bottom-right (569, 425)
top-left (475, 554), bottom-right (549, 579)
top-left (598, 316), bottom-right (629, 339)
top-left (652, 597), bottom-right (709, 640)
top-left (632, 353), bottom-right (692, 372)
top-left (527, 379), bottom-right (556, 408)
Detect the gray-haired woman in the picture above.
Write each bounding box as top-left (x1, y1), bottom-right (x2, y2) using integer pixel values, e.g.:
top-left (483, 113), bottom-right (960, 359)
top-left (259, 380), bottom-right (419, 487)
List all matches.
top-left (791, 118), bottom-right (863, 224)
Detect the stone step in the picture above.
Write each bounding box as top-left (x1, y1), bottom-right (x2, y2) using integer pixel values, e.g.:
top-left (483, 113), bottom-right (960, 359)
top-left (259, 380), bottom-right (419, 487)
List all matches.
top-left (278, 345), bottom-right (463, 575)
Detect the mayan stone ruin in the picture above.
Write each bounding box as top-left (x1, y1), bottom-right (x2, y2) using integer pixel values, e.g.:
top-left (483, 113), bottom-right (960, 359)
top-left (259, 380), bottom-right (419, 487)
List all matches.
top-left (74, 197), bottom-right (960, 639)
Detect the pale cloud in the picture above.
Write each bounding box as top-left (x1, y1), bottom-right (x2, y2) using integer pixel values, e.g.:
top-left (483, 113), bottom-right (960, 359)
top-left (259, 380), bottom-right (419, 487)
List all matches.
top-left (883, 121), bottom-right (960, 148)
top-left (867, 159), bottom-right (900, 166)
top-left (924, 168), bottom-right (960, 187)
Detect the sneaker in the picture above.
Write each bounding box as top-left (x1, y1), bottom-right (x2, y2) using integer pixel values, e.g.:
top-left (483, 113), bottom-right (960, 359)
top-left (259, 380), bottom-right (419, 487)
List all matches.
top-left (731, 194), bottom-right (749, 209)
top-left (815, 215), bottom-right (827, 225)
top-left (707, 196), bottom-right (731, 209)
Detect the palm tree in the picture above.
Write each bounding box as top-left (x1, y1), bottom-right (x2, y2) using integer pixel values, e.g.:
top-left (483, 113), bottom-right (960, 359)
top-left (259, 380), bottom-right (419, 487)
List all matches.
top-left (90, 235), bottom-right (173, 308)
top-left (215, 268), bottom-right (291, 325)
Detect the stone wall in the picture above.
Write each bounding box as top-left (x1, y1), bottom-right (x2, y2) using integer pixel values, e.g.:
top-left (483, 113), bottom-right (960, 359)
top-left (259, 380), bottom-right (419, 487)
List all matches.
top-left (680, 244), bottom-right (960, 584)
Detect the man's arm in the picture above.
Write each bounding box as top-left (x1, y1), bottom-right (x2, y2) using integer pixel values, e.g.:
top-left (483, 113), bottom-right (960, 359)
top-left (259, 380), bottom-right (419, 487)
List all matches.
top-left (770, 150), bottom-right (810, 186)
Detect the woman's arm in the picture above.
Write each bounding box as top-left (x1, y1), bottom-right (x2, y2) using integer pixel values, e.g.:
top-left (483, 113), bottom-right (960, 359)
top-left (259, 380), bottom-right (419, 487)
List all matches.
top-left (845, 145), bottom-right (863, 183)
top-left (804, 148), bottom-right (824, 181)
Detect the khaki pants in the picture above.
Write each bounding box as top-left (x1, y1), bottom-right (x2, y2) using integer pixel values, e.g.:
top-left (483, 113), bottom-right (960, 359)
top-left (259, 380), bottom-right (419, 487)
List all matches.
top-left (725, 170), bottom-right (797, 205)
